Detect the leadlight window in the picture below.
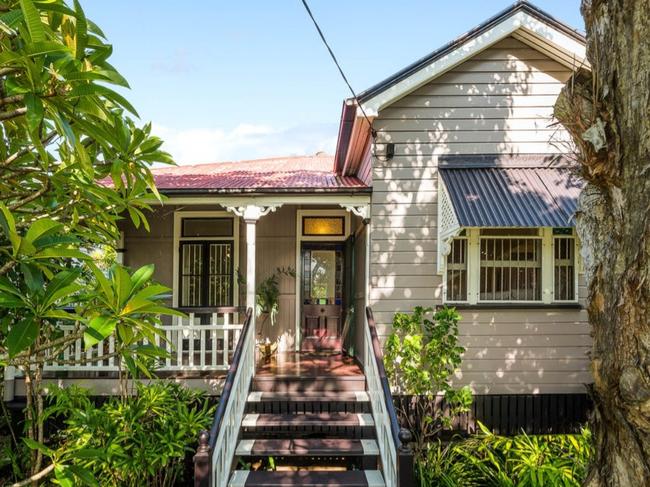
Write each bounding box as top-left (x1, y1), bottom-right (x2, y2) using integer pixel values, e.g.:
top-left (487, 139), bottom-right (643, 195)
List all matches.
top-left (302, 216), bottom-right (345, 237)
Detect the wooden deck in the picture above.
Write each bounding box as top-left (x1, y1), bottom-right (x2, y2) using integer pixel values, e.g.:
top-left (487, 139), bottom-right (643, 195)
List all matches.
top-left (256, 352), bottom-right (363, 378)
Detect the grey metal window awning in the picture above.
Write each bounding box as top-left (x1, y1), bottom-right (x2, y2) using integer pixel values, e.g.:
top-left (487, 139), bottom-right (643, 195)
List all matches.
top-left (438, 166), bottom-right (584, 228)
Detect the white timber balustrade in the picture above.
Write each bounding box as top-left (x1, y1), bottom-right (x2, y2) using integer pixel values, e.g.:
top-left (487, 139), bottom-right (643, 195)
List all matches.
top-left (363, 307), bottom-right (414, 487)
top-left (43, 308), bottom-right (245, 372)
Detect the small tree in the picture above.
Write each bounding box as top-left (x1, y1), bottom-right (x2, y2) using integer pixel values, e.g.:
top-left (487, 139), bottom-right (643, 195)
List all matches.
top-left (384, 306), bottom-right (472, 457)
top-left (0, 0), bottom-right (177, 483)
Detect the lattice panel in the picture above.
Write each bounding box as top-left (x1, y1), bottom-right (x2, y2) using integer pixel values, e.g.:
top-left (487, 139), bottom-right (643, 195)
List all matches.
top-left (437, 179), bottom-right (461, 272)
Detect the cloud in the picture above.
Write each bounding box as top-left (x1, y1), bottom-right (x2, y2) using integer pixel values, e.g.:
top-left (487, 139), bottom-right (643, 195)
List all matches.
top-left (153, 122), bottom-right (338, 165)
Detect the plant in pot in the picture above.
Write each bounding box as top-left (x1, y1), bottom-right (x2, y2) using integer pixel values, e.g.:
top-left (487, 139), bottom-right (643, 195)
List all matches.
top-left (237, 266), bottom-right (296, 361)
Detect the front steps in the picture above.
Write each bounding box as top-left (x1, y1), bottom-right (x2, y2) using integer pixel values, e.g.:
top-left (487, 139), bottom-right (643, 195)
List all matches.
top-left (228, 359), bottom-right (385, 486)
top-left (229, 470), bottom-right (385, 486)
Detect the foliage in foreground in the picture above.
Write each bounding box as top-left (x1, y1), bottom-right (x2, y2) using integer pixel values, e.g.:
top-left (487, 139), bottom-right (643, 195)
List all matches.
top-left (384, 306), bottom-right (472, 456)
top-left (416, 424), bottom-right (593, 487)
top-left (0, 0), bottom-right (176, 481)
top-left (41, 382), bottom-right (214, 487)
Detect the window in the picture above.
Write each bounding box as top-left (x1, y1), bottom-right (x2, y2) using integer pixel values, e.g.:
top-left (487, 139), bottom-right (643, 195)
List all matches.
top-left (176, 215), bottom-right (236, 308)
top-left (554, 234), bottom-right (576, 301)
top-left (479, 237), bottom-right (541, 301)
top-left (180, 242), bottom-right (233, 307)
top-left (302, 216), bottom-right (345, 236)
top-left (446, 239), bottom-right (467, 301)
top-left (444, 228), bottom-right (577, 304)
top-left (182, 218), bottom-right (233, 238)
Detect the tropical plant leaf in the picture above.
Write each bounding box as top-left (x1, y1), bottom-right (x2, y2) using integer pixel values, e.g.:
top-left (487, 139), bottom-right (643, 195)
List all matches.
top-left (19, 0), bottom-right (45, 42)
top-left (7, 318), bottom-right (39, 356)
top-left (84, 315), bottom-right (117, 347)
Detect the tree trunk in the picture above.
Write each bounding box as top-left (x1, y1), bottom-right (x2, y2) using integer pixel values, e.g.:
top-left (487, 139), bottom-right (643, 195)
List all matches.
top-left (554, 1), bottom-right (650, 485)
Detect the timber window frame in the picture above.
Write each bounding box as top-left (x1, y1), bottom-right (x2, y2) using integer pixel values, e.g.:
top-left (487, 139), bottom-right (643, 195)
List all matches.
top-left (443, 227), bottom-right (578, 305)
top-left (172, 211), bottom-right (239, 308)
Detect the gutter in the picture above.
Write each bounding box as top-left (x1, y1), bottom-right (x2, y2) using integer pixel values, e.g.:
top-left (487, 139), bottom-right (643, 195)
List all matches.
top-left (333, 101), bottom-right (357, 175)
top-left (157, 186), bottom-right (372, 196)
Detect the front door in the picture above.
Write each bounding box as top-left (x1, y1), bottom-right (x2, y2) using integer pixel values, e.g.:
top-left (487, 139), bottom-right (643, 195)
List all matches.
top-left (301, 244), bottom-right (344, 352)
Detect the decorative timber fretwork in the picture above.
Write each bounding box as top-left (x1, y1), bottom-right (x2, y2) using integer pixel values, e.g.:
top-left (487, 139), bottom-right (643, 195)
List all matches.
top-left (226, 204), bottom-right (283, 221)
top-left (339, 203), bottom-right (370, 221)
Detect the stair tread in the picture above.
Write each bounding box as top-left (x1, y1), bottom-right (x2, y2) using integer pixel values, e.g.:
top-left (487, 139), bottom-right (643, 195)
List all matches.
top-left (248, 391), bottom-right (369, 402)
top-left (229, 470), bottom-right (384, 487)
top-left (242, 413), bottom-right (374, 428)
top-left (253, 376), bottom-right (366, 392)
top-left (236, 438), bottom-right (379, 456)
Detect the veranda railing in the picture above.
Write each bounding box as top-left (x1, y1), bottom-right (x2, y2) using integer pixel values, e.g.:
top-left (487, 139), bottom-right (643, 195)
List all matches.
top-left (43, 307), bottom-right (246, 372)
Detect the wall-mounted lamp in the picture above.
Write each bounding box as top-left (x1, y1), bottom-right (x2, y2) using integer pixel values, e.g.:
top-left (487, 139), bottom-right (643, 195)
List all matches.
top-left (385, 142), bottom-right (395, 160)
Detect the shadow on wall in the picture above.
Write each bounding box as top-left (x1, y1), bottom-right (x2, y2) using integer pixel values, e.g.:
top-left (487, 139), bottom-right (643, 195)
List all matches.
top-left (367, 38), bottom-right (591, 395)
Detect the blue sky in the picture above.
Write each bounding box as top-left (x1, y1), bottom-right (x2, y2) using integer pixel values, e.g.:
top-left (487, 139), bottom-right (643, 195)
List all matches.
top-left (83, 1), bottom-right (584, 164)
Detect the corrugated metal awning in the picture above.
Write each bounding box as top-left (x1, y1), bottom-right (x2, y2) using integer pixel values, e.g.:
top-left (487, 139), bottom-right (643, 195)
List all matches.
top-left (439, 167), bottom-right (584, 227)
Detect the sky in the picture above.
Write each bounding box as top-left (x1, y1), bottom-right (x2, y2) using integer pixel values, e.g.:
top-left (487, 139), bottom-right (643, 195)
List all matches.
top-left (82, 1), bottom-right (584, 165)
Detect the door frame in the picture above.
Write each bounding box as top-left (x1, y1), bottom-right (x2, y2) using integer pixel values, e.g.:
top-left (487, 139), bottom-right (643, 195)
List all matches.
top-left (294, 209), bottom-right (351, 351)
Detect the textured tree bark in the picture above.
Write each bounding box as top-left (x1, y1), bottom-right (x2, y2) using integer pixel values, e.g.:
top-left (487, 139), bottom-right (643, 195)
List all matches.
top-left (554, 1), bottom-right (650, 485)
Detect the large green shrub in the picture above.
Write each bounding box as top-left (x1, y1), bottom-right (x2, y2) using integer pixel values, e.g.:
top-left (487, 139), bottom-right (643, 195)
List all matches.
top-left (384, 306), bottom-right (472, 455)
top-left (416, 424), bottom-right (593, 487)
top-left (44, 382), bottom-right (214, 486)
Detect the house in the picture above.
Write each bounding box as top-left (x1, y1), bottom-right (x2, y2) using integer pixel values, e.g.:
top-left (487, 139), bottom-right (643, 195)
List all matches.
top-left (4, 2), bottom-right (592, 486)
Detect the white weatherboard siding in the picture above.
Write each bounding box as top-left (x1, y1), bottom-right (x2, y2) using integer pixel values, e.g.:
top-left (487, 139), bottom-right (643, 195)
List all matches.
top-left (368, 36), bottom-right (591, 394)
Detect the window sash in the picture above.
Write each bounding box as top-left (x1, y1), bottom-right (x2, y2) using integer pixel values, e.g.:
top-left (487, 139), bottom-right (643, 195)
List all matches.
top-left (479, 237), bottom-right (542, 302)
top-left (553, 236), bottom-right (576, 302)
top-left (444, 229), bottom-right (578, 304)
top-left (179, 241), bottom-right (233, 308)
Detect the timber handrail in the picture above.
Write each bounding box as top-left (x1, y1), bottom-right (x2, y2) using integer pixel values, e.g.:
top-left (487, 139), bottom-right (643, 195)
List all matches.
top-left (365, 306), bottom-right (414, 487)
top-left (365, 307), bottom-right (402, 447)
top-left (208, 307), bottom-right (252, 449)
top-left (194, 307), bottom-right (254, 487)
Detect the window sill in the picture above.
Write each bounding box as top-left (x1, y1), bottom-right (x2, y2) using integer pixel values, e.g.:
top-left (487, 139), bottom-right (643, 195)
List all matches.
top-left (442, 303), bottom-right (583, 310)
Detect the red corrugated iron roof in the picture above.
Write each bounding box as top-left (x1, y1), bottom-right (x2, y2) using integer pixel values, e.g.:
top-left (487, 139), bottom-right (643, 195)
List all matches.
top-left (149, 154), bottom-right (368, 192)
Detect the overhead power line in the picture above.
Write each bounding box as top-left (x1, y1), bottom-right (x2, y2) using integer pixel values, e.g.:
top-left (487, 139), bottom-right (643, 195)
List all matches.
top-left (299, 0), bottom-right (375, 134)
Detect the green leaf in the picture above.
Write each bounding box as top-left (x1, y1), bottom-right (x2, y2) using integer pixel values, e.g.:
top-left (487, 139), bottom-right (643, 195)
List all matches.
top-left (73, 0), bottom-right (87, 59)
top-left (69, 83), bottom-right (139, 116)
top-left (19, 0), bottom-right (45, 42)
top-left (54, 465), bottom-right (74, 487)
top-left (88, 262), bottom-right (114, 304)
top-left (25, 218), bottom-right (63, 246)
top-left (131, 264), bottom-right (154, 290)
top-left (68, 464), bottom-right (98, 487)
top-left (24, 93), bottom-right (44, 133)
top-left (23, 437), bottom-right (54, 456)
top-left (0, 203), bottom-right (21, 255)
top-left (41, 270), bottom-right (81, 309)
top-left (7, 318), bottom-right (38, 356)
top-left (84, 315), bottom-right (117, 347)
top-left (32, 247), bottom-right (88, 260)
top-left (114, 265), bottom-right (132, 306)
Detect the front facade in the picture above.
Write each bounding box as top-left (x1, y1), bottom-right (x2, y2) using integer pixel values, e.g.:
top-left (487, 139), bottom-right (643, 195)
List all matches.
top-left (7, 3), bottom-right (592, 406)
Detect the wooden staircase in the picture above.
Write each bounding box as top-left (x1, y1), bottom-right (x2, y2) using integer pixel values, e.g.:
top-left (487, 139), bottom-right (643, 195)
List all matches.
top-left (194, 308), bottom-right (413, 487)
top-left (228, 364), bottom-right (385, 486)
